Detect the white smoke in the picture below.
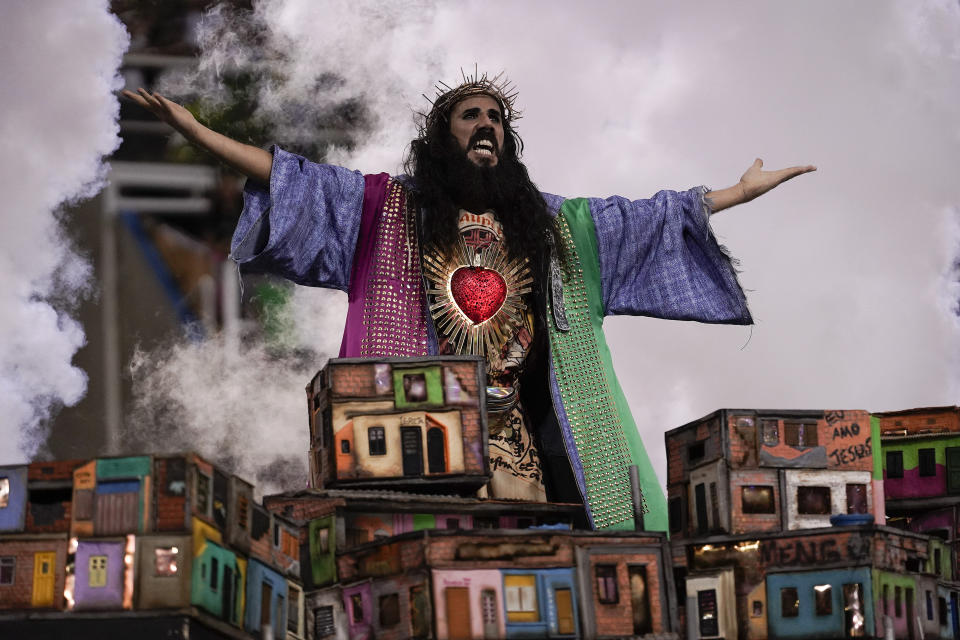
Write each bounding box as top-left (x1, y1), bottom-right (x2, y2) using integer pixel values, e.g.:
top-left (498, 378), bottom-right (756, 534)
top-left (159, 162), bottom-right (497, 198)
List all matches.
top-left (0, 1), bottom-right (128, 464)
top-left (128, 0), bottom-right (960, 493)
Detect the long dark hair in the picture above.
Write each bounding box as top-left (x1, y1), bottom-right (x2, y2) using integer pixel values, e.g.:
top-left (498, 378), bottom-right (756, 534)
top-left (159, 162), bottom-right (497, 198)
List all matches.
top-left (403, 99), bottom-right (561, 269)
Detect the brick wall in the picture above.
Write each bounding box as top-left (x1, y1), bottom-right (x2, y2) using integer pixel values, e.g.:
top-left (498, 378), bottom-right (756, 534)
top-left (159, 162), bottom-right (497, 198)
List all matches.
top-left (878, 408), bottom-right (960, 435)
top-left (331, 364), bottom-right (377, 398)
top-left (0, 537), bottom-right (67, 610)
top-left (28, 460), bottom-right (84, 482)
top-left (666, 416), bottom-right (723, 486)
top-left (588, 552), bottom-right (665, 636)
top-left (728, 469), bottom-right (781, 534)
top-left (154, 458), bottom-right (187, 532)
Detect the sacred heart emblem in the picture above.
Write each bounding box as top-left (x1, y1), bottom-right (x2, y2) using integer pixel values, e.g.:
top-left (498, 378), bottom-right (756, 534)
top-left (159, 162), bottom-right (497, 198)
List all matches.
top-left (450, 267), bottom-right (507, 324)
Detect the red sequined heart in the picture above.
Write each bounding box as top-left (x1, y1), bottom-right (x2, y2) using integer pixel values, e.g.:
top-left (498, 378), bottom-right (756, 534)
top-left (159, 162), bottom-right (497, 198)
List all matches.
top-left (450, 267), bottom-right (507, 324)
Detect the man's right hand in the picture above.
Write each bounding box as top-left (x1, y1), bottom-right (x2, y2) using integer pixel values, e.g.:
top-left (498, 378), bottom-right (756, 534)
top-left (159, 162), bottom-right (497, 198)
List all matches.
top-left (122, 88), bottom-right (200, 141)
top-left (120, 87), bottom-right (273, 184)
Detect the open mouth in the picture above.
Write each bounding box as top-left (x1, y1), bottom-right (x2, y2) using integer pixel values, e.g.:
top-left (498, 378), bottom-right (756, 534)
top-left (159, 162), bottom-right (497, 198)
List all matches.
top-left (471, 139), bottom-right (496, 157)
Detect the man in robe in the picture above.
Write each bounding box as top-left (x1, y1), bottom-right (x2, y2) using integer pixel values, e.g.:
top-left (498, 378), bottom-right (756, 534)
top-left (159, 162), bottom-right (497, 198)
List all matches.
top-left (124, 75), bottom-right (813, 530)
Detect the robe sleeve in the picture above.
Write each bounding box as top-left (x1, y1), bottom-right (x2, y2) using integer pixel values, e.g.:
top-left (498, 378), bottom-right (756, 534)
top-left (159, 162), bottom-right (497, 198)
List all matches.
top-left (229, 146), bottom-right (366, 291)
top-left (589, 186), bottom-right (752, 323)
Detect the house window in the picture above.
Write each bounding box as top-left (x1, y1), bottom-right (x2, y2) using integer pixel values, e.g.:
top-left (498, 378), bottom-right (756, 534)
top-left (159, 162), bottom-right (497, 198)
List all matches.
top-left (317, 527), bottom-right (330, 553)
top-left (210, 557), bottom-right (219, 590)
top-left (196, 471), bottom-right (211, 515)
top-left (781, 587), bottom-right (799, 617)
top-left (288, 585), bottom-right (301, 632)
top-left (895, 586), bottom-right (902, 617)
top-left (883, 585), bottom-right (889, 615)
top-left (379, 593), bottom-right (400, 627)
top-left (939, 597), bottom-right (948, 626)
top-left (688, 441), bottom-right (705, 462)
top-left (784, 423), bottom-right (818, 448)
top-left (314, 606), bottom-right (335, 637)
top-left (698, 589), bottom-right (719, 637)
top-left (374, 364), bottom-right (392, 394)
top-left (595, 565), bottom-right (618, 604)
top-left (919, 449), bottom-right (937, 477)
top-left (273, 521), bottom-right (281, 548)
top-left (237, 494), bottom-right (249, 531)
top-left (155, 547), bottom-right (178, 576)
top-left (0, 478), bottom-right (8, 508)
top-left (742, 485), bottom-right (776, 514)
top-left (0, 557), bottom-right (14, 585)
top-left (843, 584), bottom-right (865, 636)
top-left (504, 576), bottom-right (538, 616)
top-left (368, 427), bottom-right (386, 455)
top-left (403, 373), bottom-right (427, 402)
top-left (761, 419), bottom-right (779, 446)
top-left (797, 486), bottom-right (832, 515)
top-left (89, 555), bottom-right (108, 587)
top-left (887, 451), bottom-right (904, 479)
top-left (927, 590), bottom-right (934, 621)
top-left (815, 585), bottom-right (832, 615)
top-left (341, 440), bottom-right (350, 454)
top-left (668, 497), bottom-right (683, 533)
top-left (935, 549), bottom-right (942, 575)
top-left (846, 484), bottom-right (868, 514)
top-left (752, 600), bottom-right (763, 617)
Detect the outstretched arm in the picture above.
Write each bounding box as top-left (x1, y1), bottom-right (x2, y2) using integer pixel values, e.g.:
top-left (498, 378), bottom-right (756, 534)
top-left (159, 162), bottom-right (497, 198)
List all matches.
top-left (121, 88), bottom-right (273, 184)
top-left (706, 158), bottom-right (816, 213)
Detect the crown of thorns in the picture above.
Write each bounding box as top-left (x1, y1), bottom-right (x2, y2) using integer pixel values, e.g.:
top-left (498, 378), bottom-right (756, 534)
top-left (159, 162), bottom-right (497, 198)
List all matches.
top-left (422, 69), bottom-right (520, 133)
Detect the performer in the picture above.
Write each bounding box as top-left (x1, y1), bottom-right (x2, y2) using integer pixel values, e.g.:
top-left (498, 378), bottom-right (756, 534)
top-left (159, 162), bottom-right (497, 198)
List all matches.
top-left (123, 74), bottom-right (813, 531)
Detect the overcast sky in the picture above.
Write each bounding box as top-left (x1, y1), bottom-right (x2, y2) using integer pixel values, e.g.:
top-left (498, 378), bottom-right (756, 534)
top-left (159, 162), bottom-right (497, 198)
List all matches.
top-left (3, 1), bottom-right (958, 494)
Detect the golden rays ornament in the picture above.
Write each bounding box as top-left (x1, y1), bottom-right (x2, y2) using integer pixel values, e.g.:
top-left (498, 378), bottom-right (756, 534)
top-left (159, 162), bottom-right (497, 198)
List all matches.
top-left (424, 239), bottom-right (532, 357)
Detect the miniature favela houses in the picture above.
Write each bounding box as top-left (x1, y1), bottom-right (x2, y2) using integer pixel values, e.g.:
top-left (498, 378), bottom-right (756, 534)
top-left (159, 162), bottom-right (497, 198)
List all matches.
top-left (668, 407), bottom-right (960, 640)
top-left (2, 355), bottom-right (959, 640)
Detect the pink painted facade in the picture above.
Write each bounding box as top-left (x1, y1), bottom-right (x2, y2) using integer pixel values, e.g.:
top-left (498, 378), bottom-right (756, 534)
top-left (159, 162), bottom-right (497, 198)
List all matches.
top-left (431, 569), bottom-right (505, 640)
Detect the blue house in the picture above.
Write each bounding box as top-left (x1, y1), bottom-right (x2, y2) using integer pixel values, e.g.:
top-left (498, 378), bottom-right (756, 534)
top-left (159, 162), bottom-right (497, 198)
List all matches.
top-left (501, 567), bottom-right (579, 638)
top-left (766, 567), bottom-right (874, 640)
top-left (0, 466), bottom-right (27, 532)
top-left (245, 558), bottom-right (288, 638)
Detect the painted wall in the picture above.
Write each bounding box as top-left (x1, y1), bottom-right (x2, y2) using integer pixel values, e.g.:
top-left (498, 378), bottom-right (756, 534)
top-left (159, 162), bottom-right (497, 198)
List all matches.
top-left (191, 538), bottom-right (241, 623)
top-left (0, 465), bottom-right (28, 532)
top-left (432, 568), bottom-right (505, 640)
top-left (686, 570), bottom-right (737, 640)
top-left (783, 469), bottom-right (872, 530)
top-left (342, 581), bottom-right (373, 640)
top-left (340, 410), bottom-right (465, 479)
top-left (309, 515), bottom-right (337, 587)
top-left (688, 460), bottom-right (728, 534)
top-left (306, 587), bottom-right (349, 640)
top-left (245, 558), bottom-right (289, 638)
top-left (873, 570), bottom-right (919, 640)
top-left (96, 456), bottom-right (152, 533)
top-left (766, 567), bottom-right (873, 640)
top-left (74, 539), bottom-right (125, 610)
top-left (882, 435), bottom-right (960, 499)
top-left (136, 534), bottom-right (191, 609)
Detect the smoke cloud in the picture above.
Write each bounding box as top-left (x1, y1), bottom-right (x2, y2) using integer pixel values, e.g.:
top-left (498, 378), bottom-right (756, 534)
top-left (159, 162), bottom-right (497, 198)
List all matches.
top-left (129, 0), bottom-right (959, 493)
top-left (0, 1), bottom-right (128, 464)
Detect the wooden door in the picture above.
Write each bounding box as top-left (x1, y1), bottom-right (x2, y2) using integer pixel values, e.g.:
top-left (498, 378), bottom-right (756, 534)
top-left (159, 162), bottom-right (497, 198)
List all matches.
top-left (445, 587), bottom-right (471, 640)
top-left (401, 427), bottom-right (423, 476)
top-left (31, 552), bottom-right (55, 607)
top-left (555, 588), bottom-right (575, 635)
